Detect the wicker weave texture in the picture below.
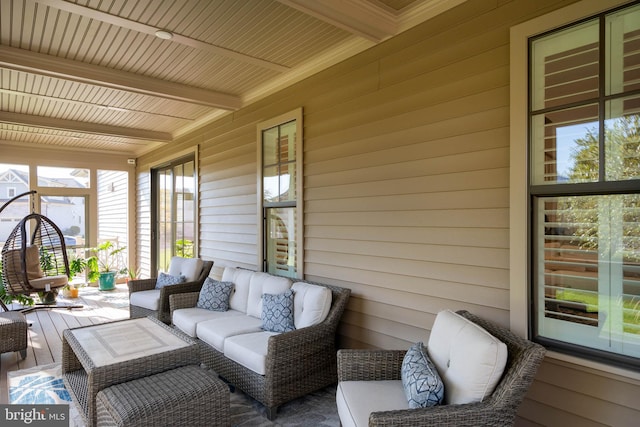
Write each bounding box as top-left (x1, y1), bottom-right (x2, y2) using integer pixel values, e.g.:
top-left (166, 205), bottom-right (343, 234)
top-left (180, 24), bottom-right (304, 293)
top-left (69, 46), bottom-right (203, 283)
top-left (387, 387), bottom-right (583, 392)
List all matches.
top-left (96, 365), bottom-right (230, 427)
top-left (192, 280), bottom-right (350, 420)
top-left (128, 260), bottom-right (213, 324)
top-left (0, 311), bottom-right (28, 358)
top-left (337, 310), bottom-right (546, 427)
top-left (62, 317), bottom-right (199, 427)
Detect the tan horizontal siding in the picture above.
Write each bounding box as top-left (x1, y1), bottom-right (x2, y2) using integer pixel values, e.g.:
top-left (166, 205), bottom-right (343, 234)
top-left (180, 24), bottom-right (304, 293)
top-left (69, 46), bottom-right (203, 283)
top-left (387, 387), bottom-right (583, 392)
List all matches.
top-left (134, 0), bottom-right (638, 426)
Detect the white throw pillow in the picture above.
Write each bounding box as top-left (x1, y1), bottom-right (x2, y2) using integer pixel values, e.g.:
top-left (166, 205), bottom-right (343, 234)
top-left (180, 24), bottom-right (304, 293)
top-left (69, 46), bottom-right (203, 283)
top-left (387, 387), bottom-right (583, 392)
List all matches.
top-left (426, 310), bottom-right (507, 405)
top-left (168, 256), bottom-right (203, 282)
top-left (291, 282), bottom-right (332, 329)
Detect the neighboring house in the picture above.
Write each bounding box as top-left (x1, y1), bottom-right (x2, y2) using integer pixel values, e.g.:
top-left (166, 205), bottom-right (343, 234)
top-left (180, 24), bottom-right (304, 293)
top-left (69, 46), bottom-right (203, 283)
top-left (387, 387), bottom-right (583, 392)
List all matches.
top-left (0, 168), bottom-right (86, 242)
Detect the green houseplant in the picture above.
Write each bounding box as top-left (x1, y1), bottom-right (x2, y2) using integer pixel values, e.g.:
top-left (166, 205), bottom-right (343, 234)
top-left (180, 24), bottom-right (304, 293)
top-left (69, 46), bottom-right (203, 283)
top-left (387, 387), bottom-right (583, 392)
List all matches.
top-left (87, 241), bottom-right (127, 291)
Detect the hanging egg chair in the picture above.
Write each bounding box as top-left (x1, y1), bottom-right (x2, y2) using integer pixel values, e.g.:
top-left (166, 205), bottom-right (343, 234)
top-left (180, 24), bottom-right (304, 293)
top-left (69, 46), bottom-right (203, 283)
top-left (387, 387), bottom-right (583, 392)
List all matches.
top-left (1, 191), bottom-right (77, 310)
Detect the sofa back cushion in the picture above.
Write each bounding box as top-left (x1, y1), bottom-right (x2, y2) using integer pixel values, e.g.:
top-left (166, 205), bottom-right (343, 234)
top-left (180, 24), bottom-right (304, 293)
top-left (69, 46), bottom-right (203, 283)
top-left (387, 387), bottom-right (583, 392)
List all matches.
top-left (291, 282), bottom-right (332, 328)
top-left (247, 272), bottom-right (292, 318)
top-left (426, 310), bottom-right (508, 405)
top-left (223, 267), bottom-right (252, 314)
top-left (168, 256), bottom-right (203, 282)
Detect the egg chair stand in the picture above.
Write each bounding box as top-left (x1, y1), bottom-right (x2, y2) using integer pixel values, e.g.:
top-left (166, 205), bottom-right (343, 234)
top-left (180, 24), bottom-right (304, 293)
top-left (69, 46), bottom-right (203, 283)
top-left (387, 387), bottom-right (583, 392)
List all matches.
top-left (1, 191), bottom-right (82, 313)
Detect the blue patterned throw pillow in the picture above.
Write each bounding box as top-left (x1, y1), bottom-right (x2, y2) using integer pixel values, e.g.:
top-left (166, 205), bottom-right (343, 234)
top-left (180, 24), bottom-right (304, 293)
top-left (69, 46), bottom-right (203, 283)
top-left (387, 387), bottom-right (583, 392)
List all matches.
top-left (262, 289), bottom-right (295, 333)
top-left (155, 272), bottom-right (186, 289)
top-left (401, 341), bottom-right (444, 408)
top-left (197, 278), bottom-right (234, 311)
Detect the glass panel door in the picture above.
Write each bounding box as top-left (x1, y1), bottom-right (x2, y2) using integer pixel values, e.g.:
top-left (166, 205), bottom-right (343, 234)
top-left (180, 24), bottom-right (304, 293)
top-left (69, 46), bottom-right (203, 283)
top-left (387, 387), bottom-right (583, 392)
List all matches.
top-left (153, 156), bottom-right (196, 272)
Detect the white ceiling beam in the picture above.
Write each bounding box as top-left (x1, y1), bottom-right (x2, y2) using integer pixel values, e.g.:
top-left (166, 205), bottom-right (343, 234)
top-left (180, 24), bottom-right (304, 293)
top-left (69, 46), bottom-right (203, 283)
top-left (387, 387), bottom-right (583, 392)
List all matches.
top-left (277, 0), bottom-right (398, 42)
top-left (0, 45), bottom-right (241, 110)
top-left (0, 89), bottom-right (195, 121)
top-left (34, 0), bottom-right (289, 73)
top-left (0, 111), bottom-right (172, 142)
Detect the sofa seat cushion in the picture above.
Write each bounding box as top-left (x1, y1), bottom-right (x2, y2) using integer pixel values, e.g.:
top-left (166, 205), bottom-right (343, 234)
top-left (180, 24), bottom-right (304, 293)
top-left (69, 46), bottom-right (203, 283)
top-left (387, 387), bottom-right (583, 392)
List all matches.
top-left (168, 256), bottom-right (203, 282)
top-left (129, 289), bottom-right (160, 311)
top-left (427, 310), bottom-right (508, 405)
top-left (291, 282), bottom-right (332, 328)
top-left (336, 380), bottom-right (409, 427)
top-left (172, 308), bottom-right (244, 337)
top-left (223, 331), bottom-right (278, 376)
top-left (196, 316), bottom-right (263, 352)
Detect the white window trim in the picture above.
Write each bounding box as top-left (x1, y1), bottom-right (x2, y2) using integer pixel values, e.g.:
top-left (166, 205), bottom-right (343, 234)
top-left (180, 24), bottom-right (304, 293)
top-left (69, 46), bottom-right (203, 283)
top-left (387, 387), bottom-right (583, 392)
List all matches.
top-left (256, 108), bottom-right (304, 278)
top-left (509, 0), bottom-right (640, 379)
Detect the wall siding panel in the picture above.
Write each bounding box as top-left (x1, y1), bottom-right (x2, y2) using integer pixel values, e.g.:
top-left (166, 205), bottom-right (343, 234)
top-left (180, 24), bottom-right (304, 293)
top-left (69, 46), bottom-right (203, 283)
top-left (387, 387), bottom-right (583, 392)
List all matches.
top-left (135, 0), bottom-right (639, 425)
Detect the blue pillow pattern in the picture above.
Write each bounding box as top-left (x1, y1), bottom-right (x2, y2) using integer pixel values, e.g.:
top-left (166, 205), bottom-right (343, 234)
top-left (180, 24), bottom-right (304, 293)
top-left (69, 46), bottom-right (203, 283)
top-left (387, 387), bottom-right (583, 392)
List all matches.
top-left (401, 341), bottom-right (444, 408)
top-left (197, 278), bottom-right (234, 312)
top-left (262, 289), bottom-right (295, 333)
top-left (155, 272), bottom-right (186, 289)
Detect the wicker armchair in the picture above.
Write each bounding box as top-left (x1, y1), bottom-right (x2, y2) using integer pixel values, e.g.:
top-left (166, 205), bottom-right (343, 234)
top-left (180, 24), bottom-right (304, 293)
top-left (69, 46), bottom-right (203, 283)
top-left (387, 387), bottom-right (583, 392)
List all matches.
top-left (0, 311), bottom-right (28, 360)
top-left (128, 260), bottom-right (213, 324)
top-left (337, 310), bottom-right (546, 427)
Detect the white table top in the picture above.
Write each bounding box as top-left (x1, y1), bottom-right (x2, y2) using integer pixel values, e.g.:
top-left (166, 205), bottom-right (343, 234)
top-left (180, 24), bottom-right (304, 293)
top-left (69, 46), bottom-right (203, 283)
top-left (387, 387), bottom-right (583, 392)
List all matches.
top-left (69, 317), bottom-right (190, 367)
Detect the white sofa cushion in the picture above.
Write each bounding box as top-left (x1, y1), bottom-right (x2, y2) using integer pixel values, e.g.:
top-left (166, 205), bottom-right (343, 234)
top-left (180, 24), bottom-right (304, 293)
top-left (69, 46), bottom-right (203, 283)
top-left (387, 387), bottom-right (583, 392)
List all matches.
top-left (173, 307), bottom-right (244, 337)
top-left (129, 289), bottom-right (160, 311)
top-left (427, 310), bottom-right (508, 405)
top-left (336, 381), bottom-right (409, 427)
top-left (291, 282), bottom-right (332, 328)
top-left (168, 256), bottom-right (203, 281)
top-left (223, 331), bottom-right (278, 376)
top-left (196, 316), bottom-right (263, 352)
top-left (224, 268), bottom-right (253, 314)
top-left (246, 272), bottom-right (292, 318)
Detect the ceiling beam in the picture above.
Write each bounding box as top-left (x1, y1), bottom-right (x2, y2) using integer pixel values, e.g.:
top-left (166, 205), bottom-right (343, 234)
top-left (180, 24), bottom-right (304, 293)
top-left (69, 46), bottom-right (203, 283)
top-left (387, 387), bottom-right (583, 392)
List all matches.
top-left (35, 0), bottom-right (289, 73)
top-left (0, 111), bottom-right (172, 142)
top-left (0, 45), bottom-right (241, 110)
top-left (277, 0), bottom-right (398, 42)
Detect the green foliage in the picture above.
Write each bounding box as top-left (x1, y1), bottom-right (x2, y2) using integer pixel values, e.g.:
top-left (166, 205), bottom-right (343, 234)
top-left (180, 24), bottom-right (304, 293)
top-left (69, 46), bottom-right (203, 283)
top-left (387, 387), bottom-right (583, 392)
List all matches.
top-left (69, 257), bottom-right (87, 280)
top-left (175, 239), bottom-right (194, 258)
top-left (563, 115), bottom-right (640, 263)
top-left (86, 241), bottom-right (127, 282)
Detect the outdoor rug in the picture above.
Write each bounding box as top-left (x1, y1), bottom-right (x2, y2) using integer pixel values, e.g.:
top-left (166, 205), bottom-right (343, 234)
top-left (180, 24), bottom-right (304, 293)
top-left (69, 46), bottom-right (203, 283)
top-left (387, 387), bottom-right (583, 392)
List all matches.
top-left (8, 363), bottom-right (340, 426)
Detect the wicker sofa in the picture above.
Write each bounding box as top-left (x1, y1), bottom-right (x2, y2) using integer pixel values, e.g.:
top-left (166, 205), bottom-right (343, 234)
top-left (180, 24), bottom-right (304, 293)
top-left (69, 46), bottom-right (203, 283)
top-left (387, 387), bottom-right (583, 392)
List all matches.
top-left (336, 310), bottom-right (546, 426)
top-left (128, 258), bottom-right (213, 324)
top-left (169, 267), bottom-right (351, 420)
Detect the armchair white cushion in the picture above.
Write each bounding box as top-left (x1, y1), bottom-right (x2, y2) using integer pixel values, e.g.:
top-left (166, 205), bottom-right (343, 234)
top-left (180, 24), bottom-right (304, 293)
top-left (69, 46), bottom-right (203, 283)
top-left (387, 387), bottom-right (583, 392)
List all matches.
top-left (168, 256), bottom-right (203, 281)
top-left (292, 282), bottom-right (332, 328)
top-left (427, 309), bottom-right (508, 404)
top-left (129, 290), bottom-right (160, 311)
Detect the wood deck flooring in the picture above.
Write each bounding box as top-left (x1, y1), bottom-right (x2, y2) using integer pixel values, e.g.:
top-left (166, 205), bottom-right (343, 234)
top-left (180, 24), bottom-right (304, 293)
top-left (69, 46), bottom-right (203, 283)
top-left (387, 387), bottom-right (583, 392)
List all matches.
top-left (0, 284), bottom-right (130, 404)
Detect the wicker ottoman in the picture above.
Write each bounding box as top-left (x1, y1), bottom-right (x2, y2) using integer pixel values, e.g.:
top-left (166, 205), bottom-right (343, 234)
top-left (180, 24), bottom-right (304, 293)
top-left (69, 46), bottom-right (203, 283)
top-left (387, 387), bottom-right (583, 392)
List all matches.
top-left (0, 311), bottom-right (28, 360)
top-left (95, 365), bottom-right (229, 427)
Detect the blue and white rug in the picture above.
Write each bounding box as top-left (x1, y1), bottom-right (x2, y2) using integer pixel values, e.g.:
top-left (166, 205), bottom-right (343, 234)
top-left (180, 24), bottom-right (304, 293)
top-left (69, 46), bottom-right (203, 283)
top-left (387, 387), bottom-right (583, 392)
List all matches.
top-left (8, 363), bottom-right (71, 405)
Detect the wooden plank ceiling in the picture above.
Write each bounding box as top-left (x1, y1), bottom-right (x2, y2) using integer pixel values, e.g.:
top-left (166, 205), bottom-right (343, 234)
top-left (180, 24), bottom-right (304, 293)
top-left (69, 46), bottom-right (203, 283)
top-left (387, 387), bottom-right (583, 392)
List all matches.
top-left (0, 0), bottom-right (465, 156)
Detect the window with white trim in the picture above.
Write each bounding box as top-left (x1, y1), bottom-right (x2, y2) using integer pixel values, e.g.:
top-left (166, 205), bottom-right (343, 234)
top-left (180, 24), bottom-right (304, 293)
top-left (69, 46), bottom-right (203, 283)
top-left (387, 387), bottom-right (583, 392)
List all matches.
top-left (529, 2), bottom-right (640, 368)
top-left (258, 109), bottom-right (303, 278)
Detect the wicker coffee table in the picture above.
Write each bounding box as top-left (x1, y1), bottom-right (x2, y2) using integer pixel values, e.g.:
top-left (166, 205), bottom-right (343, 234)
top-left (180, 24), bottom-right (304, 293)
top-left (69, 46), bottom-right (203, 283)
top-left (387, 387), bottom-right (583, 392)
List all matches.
top-left (62, 317), bottom-right (198, 427)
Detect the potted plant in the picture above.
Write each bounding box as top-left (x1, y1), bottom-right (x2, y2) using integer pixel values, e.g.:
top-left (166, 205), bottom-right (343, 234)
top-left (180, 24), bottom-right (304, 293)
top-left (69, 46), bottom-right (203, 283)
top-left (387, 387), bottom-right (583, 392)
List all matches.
top-left (87, 241), bottom-right (127, 291)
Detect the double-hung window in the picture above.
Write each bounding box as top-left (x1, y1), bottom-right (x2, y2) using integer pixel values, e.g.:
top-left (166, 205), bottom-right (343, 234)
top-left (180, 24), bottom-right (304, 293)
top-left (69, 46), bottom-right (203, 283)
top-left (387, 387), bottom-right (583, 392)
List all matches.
top-left (258, 109), bottom-right (303, 278)
top-left (529, 2), bottom-right (640, 367)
